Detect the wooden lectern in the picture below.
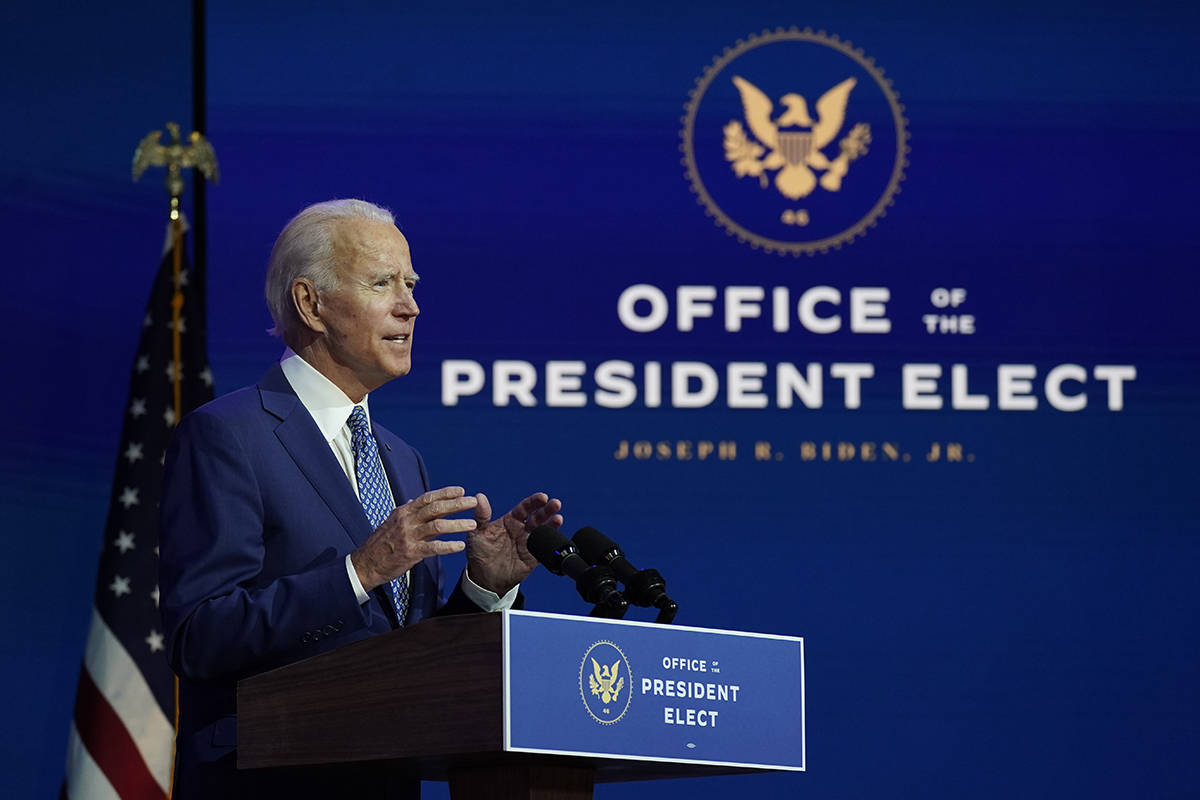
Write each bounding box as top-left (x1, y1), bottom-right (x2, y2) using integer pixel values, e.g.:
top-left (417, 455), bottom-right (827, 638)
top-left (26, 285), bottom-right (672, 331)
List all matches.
top-left (238, 612), bottom-right (803, 799)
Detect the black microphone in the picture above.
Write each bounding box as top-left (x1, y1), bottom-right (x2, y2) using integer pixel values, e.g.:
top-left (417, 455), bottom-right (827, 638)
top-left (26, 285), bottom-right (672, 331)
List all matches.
top-left (527, 525), bottom-right (628, 613)
top-left (572, 526), bottom-right (678, 623)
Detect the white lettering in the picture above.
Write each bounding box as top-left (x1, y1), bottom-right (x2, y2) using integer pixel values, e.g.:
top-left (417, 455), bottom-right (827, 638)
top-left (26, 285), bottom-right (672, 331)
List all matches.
top-left (1045, 363), bottom-right (1088, 412)
top-left (777, 362), bottom-right (822, 409)
top-left (725, 286), bottom-right (764, 331)
top-left (797, 286), bottom-right (841, 334)
top-left (830, 362), bottom-right (874, 409)
top-left (998, 364), bottom-right (1038, 411)
top-left (951, 363), bottom-right (989, 410)
top-left (594, 360), bottom-right (636, 408)
top-left (492, 360), bottom-right (537, 407)
top-left (727, 362), bottom-right (768, 409)
top-left (903, 363), bottom-right (943, 410)
top-left (772, 286), bottom-right (790, 332)
top-left (671, 362), bottom-right (719, 409)
top-left (440, 360), bottom-right (484, 406)
top-left (618, 284), bottom-right (669, 332)
top-left (1093, 365), bottom-right (1136, 411)
top-left (545, 361), bottom-right (586, 407)
top-left (850, 287), bottom-right (891, 333)
top-left (677, 286), bottom-right (717, 332)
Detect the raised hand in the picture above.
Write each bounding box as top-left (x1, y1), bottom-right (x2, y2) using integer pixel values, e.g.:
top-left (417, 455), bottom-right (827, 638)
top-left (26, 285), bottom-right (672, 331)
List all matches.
top-left (467, 492), bottom-right (563, 595)
top-left (350, 486), bottom-right (476, 592)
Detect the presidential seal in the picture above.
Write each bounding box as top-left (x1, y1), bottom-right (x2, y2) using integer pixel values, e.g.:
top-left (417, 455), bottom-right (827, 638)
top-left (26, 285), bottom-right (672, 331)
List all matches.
top-left (681, 28), bottom-right (909, 255)
top-left (579, 640), bottom-right (633, 725)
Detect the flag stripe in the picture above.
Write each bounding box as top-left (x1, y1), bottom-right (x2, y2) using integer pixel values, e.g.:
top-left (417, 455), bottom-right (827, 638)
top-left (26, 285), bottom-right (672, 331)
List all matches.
top-left (84, 608), bottom-right (174, 791)
top-left (65, 721), bottom-right (122, 800)
top-left (73, 671), bottom-right (165, 800)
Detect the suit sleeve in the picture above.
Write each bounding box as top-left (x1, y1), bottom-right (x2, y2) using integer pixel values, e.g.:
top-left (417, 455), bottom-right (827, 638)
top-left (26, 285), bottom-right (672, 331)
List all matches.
top-left (159, 409), bottom-right (372, 684)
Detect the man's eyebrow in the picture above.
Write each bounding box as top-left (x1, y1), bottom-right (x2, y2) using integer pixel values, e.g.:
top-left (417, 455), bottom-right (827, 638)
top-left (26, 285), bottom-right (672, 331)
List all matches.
top-left (367, 270), bottom-right (420, 283)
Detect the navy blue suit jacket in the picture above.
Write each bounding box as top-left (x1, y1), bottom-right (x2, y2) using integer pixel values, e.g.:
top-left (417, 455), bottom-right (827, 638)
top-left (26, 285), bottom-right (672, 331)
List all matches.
top-left (160, 364), bottom-right (480, 799)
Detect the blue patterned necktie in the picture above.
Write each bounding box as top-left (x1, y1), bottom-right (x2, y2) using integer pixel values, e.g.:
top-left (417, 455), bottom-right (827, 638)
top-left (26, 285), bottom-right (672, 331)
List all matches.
top-left (347, 405), bottom-right (409, 626)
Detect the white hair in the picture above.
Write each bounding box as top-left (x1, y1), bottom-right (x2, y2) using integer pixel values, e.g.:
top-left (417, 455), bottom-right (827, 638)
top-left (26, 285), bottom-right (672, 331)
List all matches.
top-left (264, 199), bottom-right (395, 342)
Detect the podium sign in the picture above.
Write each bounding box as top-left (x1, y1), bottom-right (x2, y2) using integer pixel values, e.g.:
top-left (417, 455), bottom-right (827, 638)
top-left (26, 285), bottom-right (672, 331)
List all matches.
top-left (503, 610), bottom-right (805, 771)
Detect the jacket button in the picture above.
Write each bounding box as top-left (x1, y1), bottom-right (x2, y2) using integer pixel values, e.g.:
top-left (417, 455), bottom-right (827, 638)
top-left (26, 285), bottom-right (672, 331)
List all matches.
top-left (302, 632), bottom-right (311, 643)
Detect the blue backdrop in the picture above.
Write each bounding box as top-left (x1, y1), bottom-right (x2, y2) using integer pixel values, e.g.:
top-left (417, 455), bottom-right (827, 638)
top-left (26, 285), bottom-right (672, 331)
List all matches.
top-left (4, 1), bottom-right (1198, 797)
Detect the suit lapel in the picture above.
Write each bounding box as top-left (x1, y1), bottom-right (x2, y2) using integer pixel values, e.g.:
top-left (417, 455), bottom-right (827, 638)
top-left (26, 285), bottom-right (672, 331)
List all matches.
top-left (259, 364), bottom-right (374, 549)
top-left (375, 428), bottom-right (413, 506)
top-left (375, 422), bottom-right (444, 622)
top-left (259, 363), bottom-right (443, 623)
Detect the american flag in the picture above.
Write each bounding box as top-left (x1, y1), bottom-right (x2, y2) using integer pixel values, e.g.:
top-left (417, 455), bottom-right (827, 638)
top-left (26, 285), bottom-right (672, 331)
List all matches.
top-left (63, 224), bottom-right (212, 800)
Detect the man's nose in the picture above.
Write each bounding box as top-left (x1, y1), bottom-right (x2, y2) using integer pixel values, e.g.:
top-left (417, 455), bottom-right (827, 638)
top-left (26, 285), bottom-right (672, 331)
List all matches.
top-left (394, 289), bottom-right (419, 318)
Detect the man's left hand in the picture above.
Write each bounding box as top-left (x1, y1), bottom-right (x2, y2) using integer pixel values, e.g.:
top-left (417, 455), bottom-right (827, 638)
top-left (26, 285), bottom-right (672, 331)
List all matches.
top-left (467, 492), bottom-right (563, 595)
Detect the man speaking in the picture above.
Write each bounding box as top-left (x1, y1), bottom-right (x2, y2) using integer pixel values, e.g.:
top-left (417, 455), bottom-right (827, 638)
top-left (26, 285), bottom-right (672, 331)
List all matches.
top-left (159, 199), bottom-right (562, 798)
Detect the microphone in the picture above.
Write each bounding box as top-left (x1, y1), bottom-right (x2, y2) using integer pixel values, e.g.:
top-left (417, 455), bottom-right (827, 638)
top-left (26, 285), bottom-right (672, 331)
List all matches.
top-left (572, 526), bottom-right (678, 623)
top-left (527, 525), bottom-right (628, 613)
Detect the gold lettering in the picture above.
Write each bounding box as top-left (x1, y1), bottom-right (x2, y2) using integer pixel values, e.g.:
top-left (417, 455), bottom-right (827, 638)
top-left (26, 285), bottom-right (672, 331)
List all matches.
top-left (755, 441), bottom-right (772, 460)
top-left (614, 440), bottom-right (629, 460)
top-left (926, 442), bottom-right (940, 462)
top-left (821, 441), bottom-right (832, 461)
top-left (697, 441), bottom-right (714, 460)
top-left (860, 442), bottom-right (876, 461)
top-left (657, 441), bottom-right (672, 460)
top-left (718, 441), bottom-right (737, 460)
top-left (800, 442), bottom-right (816, 461)
top-left (947, 443), bottom-right (963, 462)
top-left (838, 442), bottom-right (856, 461)
top-left (882, 442), bottom-right (900, 461)
top-left (633, 441), bottom-right (652, 460)
top-left (677, 441), bottom-right (693, 460)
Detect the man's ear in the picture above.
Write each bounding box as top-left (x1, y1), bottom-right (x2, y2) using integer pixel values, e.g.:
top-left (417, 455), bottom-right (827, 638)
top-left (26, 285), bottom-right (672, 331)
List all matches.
top-left (291, 278), bottom-right (326, 334)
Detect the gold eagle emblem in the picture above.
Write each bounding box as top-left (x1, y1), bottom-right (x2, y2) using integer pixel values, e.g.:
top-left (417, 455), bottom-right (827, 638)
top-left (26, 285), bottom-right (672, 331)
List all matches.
top-left (724, 76), bottom-right (870, 200)
top-left (588, 657), bottom-right (625, 704)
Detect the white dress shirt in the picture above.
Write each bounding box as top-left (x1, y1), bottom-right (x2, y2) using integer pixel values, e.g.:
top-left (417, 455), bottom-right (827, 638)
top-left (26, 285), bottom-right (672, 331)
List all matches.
top-left (279, 350), bottom-right (516, 613)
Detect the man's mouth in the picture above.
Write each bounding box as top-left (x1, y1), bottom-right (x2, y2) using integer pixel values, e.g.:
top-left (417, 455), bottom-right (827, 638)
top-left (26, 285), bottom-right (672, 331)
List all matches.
top-left (384, 334), bottom-right (410, 343)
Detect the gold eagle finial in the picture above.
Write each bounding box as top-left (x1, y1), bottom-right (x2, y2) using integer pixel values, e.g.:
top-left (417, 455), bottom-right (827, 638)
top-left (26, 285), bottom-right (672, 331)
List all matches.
top-left (132, 122), bottom-right (219, 208)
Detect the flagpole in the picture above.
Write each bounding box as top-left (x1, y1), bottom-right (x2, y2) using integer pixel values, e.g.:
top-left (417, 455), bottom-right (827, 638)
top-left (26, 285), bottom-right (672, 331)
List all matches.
top-left (63, 124), bottom-right (218, 800)
top-left (192, 0), bottom-right (207, 329)
top-left (170, 195), bottom-right (184, 422)
top-left (132, 121), bottom-right (218, 423)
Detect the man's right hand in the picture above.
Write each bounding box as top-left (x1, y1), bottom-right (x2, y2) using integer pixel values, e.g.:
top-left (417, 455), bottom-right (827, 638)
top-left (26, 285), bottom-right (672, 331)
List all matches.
top-left (350, 486), bottom-right (476, 592)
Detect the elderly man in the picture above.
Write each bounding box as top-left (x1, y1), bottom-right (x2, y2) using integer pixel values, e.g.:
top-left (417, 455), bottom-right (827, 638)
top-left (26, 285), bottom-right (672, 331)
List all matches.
top-left (160, 199), bottom-right (561, 799)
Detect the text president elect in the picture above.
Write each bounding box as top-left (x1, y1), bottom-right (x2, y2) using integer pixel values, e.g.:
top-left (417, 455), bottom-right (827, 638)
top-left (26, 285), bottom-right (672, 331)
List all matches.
top-left (159, 199), bottom-right (562, 799)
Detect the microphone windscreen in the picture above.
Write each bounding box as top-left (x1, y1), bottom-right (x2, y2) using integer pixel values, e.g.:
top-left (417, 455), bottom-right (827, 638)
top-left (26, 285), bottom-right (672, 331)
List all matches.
top-left (572, 526), bottom-right (619, 562)
top-left (527, 524), bottom-right (571, 572)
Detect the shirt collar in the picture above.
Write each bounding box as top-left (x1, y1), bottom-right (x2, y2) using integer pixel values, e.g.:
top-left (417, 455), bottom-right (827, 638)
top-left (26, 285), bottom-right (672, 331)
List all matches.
top-left (279, 348), bottom-right (370, 441)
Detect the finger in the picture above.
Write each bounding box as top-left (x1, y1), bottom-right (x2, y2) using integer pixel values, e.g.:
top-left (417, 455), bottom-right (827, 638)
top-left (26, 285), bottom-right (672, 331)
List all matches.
top-left (422, 539), bottom-right (466, 556)
top-left (526, 498), bottom-right (563, 528)
top-left (524, 513), bottom-right (564, 533)
top-left (473, 492), bottom-right (493, 528)
top-left (418, 486), bottom-right (467, 505)
top-left (509, 492), bottom-right (550, 520)
top-left (422, 518), bottom-right (477, 538)
top-left (418, 496), bottom-right (478, 520)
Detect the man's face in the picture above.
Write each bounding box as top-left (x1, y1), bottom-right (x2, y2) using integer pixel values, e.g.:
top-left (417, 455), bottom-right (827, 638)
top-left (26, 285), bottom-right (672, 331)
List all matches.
top-left (312, 218), bottom-right (420, 398)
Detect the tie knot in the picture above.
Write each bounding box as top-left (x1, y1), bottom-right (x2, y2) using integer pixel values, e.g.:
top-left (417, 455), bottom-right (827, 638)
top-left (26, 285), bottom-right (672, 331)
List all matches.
top-left (347, 405), bottom-right (370, 435)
